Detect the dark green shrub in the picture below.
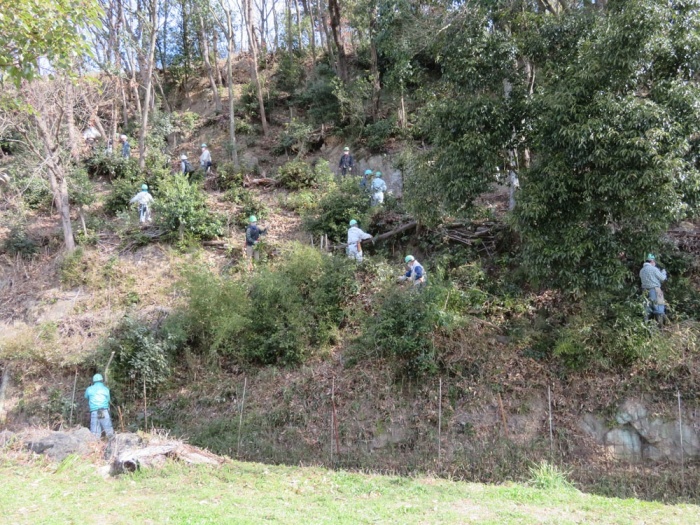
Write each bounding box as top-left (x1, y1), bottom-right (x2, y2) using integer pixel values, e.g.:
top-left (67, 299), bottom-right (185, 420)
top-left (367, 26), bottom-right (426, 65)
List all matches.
top-left (100, 316), bottom-right (178, 398)
top-left (358, 285), bottom-right (452, 377)
top-left (244, 245), bottom-right (355, 364)
top-left (179, 244), bottom-right (355, 365)
top-left (235, 119), bottom-right (257, 135)
top-left (68, 167), bottom-right (96, 209)
top-left (276, 52), bottom-right (306, 93)
top-left (277, 159), bottom-right (315, 190)
top-left (86, 154), bottom-right (139, 180)
top-left (217, 162), bottom-right (244, 191)
top-left (363, 118), bottom-right (396, 152)
top-left (179, 269), bottom-right (251, 358)
top-left (155, 174), bottom-right (223, 241)
top-left (279, 190), bottom-right (317, 212)
top-left (295, 63), bottom-right (341, 126)
top-left (104, 177), bottom-right (140, 216)
top-left (240, 81), bottom-right (273, 119)
top-left (6, 165), bottom-right (52, 210)
top-left (2, 223), bottom-right (38, 257)
top-left (303, 178), bottom-right (372, 243)
top-left (272, 120), bottom-right (314, 158)
top-left (226, 187), bottom-right (269, 227)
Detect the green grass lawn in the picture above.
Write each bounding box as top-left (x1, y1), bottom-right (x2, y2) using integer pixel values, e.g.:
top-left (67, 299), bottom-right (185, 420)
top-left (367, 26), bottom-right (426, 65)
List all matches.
top-left (1, 455), bottom-right (698, 524)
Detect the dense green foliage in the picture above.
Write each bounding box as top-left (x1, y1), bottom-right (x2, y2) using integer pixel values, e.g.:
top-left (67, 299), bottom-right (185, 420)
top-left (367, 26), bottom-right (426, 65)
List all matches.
top-left (516, 1), bottom-right (700, 290)
top-left (0, 0), bottom-right (102, 84)
top-left (358, 286), bottom-right (445, 377)
top-left (303, 178), bottom-right (372, 243)
top-left (276, 159), bottom-right (333, 190)
top-left (179, 244), bottom-right (355, 365)
top-left (154, 174), bottom-right (223, 241)
top-left (86, 154), bottom-right (140, 181)
top-left (99, 316), bottom-right (184, 398)
top-left (378, 0), bottom-right (700, 290)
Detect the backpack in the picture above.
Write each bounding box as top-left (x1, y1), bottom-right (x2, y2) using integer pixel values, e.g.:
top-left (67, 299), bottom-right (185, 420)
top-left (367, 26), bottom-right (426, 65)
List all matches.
top-left (183, 160), bottom-right (194, 174)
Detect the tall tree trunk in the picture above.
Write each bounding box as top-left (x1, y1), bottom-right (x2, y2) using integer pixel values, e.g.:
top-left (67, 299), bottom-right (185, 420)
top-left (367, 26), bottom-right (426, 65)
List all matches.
top-left (199, 13), bottom-right (223, 113)
top-left (328, 0), bottom-right (347, 81)
top-left (32, 113), bottom-right (75, 251)
top-left (213, 31), bottom-right (224, 86)
top-left (286, 0), bottom-right (294, 52)
top-left (369, 4), bottom-right (380, 122)
top-left (180, 0), bottom-right (191, 100)
top-left (273, 5), bottom-right (280, 52)
top-left (243, 0), bottom-right (269, 135)
top-left (224, 7), bottom-right (239, 167)
top-left (138, 0), bottom-right (159, 169)
top-left (301, 0), bottom-right (316, 62)
top-left (64, 80), bottom-right (81, 161)
top-left (317, 0), bottom-right (333, 67)
top-left (0, 364), bottom-right (10, 424)
top-left (293, 0), bottom-right (303, 52)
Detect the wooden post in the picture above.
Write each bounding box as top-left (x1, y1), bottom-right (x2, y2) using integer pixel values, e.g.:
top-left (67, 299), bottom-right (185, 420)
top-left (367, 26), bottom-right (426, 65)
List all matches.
top-left (548, 385), bottom-right (554, 458)
top-left (69, 368), bottom-right (78, 426)
top-left (678, 390), bottom-right (685, 492)
top-left (438, 378), bottom-right (442, 463)
top-left (143, 376), bottom-right (148, 431)
top-left (497, 392), bottom-right (508, 437)
top-left (237, 377), bottom-right (247, 458)
top-left (104, 351), bottom-right (116, 383)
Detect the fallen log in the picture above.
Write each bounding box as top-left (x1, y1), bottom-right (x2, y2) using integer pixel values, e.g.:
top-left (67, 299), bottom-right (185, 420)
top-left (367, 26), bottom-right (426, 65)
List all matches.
top-left (332, 220), bottom-right (418, 250)
top-left (243, 174), bottom-right (279, 188)
top-left (112, 442), bottom-right (224, 475)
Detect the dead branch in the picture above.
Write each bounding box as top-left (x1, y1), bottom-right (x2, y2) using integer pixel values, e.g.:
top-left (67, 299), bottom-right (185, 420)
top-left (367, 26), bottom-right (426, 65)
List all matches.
top-left (243, 174), bottom-right (279, 188)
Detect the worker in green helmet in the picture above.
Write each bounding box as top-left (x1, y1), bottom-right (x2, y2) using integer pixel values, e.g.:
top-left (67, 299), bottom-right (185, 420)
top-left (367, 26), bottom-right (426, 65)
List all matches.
top-left (85, 373), bottom-right (114, 438)
top-left (347, 219), bottom-right (373, 262)
top-left (398, 255), bottom-right (426, 287)
top-left (370, 171), bottom-right (387, 206)
top-left (129, 184), bottom-right (154, 223)
top-left (339, 146), bottom-right (354, 176)
top-left (245, 215), bottom-right (268, 265)
top-left (360, 169), bottom-right (373, 191)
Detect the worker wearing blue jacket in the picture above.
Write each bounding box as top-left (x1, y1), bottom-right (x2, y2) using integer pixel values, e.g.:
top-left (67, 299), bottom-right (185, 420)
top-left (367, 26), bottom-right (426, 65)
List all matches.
top-left (85, 374), bottom-right (114, 438)
top-left (398, 255), bottom-right (426, 287)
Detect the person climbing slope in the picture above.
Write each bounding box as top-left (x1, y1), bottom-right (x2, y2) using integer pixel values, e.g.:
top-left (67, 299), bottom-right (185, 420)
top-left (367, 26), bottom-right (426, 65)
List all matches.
top-left (129, 184), bottom-right (154, 224)
top-left (200, 144), bottom-right (212, 173)
top-left (120, 134), bottom-right (131, 158)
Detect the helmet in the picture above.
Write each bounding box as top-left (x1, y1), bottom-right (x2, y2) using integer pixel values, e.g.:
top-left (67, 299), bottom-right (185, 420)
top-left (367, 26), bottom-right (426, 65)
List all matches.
top-left (375, 171), bottom-right (382, 177)
top-left (120, 134), bottom-right (127, 140)
top-left (364, 169), bottom-right (373, 175)
top-left (201, 143), bottom-right (207, 148)
top-left (404, 255), bottom-right (415, 263)
top-left (93, 373), bottom-right (103, 383)
top-left (647, 253), bottom-right (656, 261)
top-left (141, 184), bottom-right (148, 191)
top-left (349, 219), bottom-right (358, 226)
top-left (343, 146), bottom-right (350, 152)
top-left (180, 154), bottom-right (188, 160)
top-left (249, 215), bottom-right (257, 223)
